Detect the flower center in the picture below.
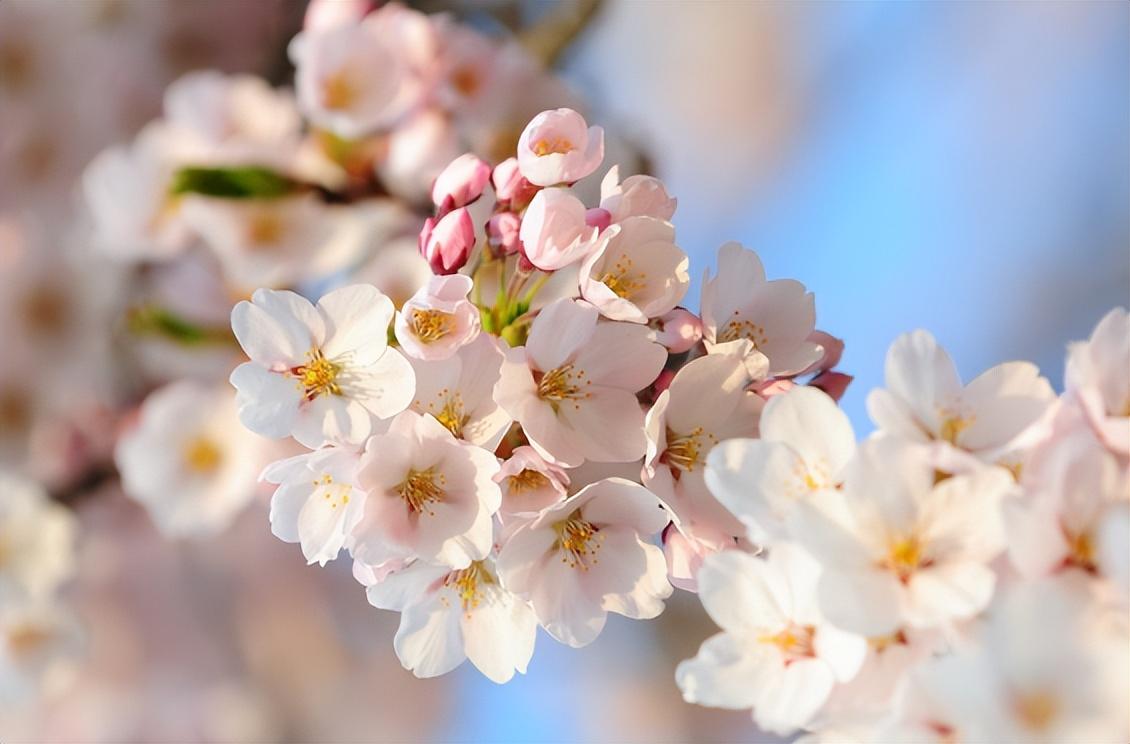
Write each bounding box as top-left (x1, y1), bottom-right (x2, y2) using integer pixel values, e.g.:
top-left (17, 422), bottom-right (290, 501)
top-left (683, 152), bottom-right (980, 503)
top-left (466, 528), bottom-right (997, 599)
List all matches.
top-left (246, 212), bottom-right (284, 247)
top-left (183, 436), bottom-right (223, 473)
top-left (534, 364), bottom-right (591, 411)
top-left (718, 312), bottom-right (767, 348)
top-left (938, 413), bottom-right (973, 445)
top-left (598, 256), bottom-right (647, 300)
top-left (758, 624), bottom-right (816, 662)
top-left (1014, 691), bottom-right (1059, 732)
top-left (410, 308), bottom-right (456, 344)
top-left (396, 466), bottom-right (445, 516)
top-left (315, 473), bottom-right (352, 510)
top-left (532, 137), bottom-right (575, 156)
top-left (444, 560), bottom-right (497, 613)
top-left (6, 623), bottom-right (51, 656)
top-left (663, 426), bottom-right (716, 475)
top-left (554, 515), bottom-right (602, 570)
top-left (292, 349), bottom-right (342, 400)
top-left (433, 395), bottom-right (469, 438)
top-left (1063, 527), bottom-right (1097, 572)
top-left (508, 469), bottom-right (551, 494)
top-left (322, 69), bottom-right (357, 110)
top-left (450, 66), bottom-right (481, 97)
top-left (882, 535), bottom-right (928, 582)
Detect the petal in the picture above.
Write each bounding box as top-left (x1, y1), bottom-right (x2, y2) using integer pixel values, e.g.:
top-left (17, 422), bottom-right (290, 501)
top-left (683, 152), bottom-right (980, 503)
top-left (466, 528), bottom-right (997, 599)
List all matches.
top-left (883, 330), bottom-right (961, 433)
top-left (462, 587), bottom-right (537, 683)
top-left (526, 299), bottom-right (597, 372)
top-left (367, 562), bottom-right (450, 612)
top-left (676, 632), bottom-right (773, 709)
top-left (904, 562), bottom-right (996, 627)
top-left (817, 567), bottom-right (904, 637)
top-left (753, 657), bottom-right (835, 736)
top-left (393, 594), bottom-right (466, 679)
top-left (319, 284), bottom-right (394, 364)
top-left (232, 289), bottom-right (321, 365)
top-left (760, 387), bottom-right (856, 479)
top-left (573, 319), bottom-right (667, 391)
top-left (347, 348), bottom-right (416, 420)
top-left (581, 478), bottom-right (669, 535)
top-left (230, 363), bottom-right (302, 439)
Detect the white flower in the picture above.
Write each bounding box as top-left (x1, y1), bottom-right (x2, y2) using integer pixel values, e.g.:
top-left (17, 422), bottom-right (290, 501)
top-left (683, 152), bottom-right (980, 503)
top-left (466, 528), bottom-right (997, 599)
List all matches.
top-left (0, 472), bottom-right (76, 603)
top-left (365, 556), bottom-right (537, 684)
top-left (704, 386), bottom-right (854, 543)
top-left (394, 274), bottom-right (481, 361)
top-left (496, 298), bottom-right (666, 467)
top-left (406, 334), bottom-right (512, 451)
top-left (700, 242), bottom-right (823, 376)
top-left (675, 545), bottom-right (867, 736)
top-left (579, 216), bottom-right (689, 323)
top-left (115, 381), bottom-right (267, 538)
top-left (0, 602), bottom-right (83, 704)
top-left (230, 284), bottom-right (415, 449)
top-left (495, 478), bottom-right (671, 647)
top-left (262, 446), bottom-right (365, 567)
top-left (1066, 307), bottom-right (1129, 455)
top-left (867, 329), bottom-right (1055, 463)
top-left (790, 438), bottom-right (1012, 636)
top-left (351, 411), bottom-right (500, 568)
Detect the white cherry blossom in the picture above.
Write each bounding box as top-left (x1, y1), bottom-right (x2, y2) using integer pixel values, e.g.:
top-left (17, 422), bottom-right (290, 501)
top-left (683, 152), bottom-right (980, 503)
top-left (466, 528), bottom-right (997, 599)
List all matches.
top-left (394, 274), bottom-right (481, 361)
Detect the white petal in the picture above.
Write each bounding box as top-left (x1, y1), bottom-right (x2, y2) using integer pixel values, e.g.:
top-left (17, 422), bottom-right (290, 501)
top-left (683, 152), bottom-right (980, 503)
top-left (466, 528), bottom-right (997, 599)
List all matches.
top-left (393, 594), bottom-right (466, 679)
top-left (462, 587), bottom-right (537, 683)
top-left (319, 284), bottom-right (394, 364)
top-left (676, 632), bottom-right (773, 709)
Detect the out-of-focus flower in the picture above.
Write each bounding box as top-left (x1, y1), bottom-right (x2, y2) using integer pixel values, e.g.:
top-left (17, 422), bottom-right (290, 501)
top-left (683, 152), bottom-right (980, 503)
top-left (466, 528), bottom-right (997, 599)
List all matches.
top-left (495, 446), bottom-right (569, 518)
top-left (115, 381), bottom-right (266, 538)
top-left (676, 545), bottom-right (866, 736)
top-left (365, 555), bottom-right (537, 684)
top-left (701, 242), bottom-right (824, 376)
top-left (262, 446), bottom-right (365, 567)
top-left (651, 308), bottom-right (703, 354)
top-left (789, 438), bottom-right (1012, 636)
top-left (867, 329), bottom-right (1056, 464)
top-left (704, 386), bottom-right (854, 543)
top-left (229, 285), bottom-right (415, 449)
top-left (0, 602), bottom-right (83, 704)
top-left (518, 188), bottom-right (599, 272)
top-left (486, 211), bottom-right (522, 257)
top-left (406, 334), bottom-right (512, 450)
top-left (0, 472), bottom-right (76, 603)
top-left (418, 208), bottom-right (475, 276)
top-left (350, 235), bottom-right (434, 309)
top-left (496, 478), bottom-right (670, 647)
top-left (579, 216), bottom-right (689, 323)
top-left (303, 0), bottom-right (373, 32)
top-left (430, 153), bottom-right (490, 215)
top-left (290, 4), bottom-right (434, 138)
top-left (491, 157), bottom-right (538, 210)
top-left (516, 108), bottom-right (604, 187)
top-left (496, 299), bottom-right (666, 467)
top-left (394, 274), bottom-right (480, 361)
top-left (352, 411), bottom-right (499, 568)
top-left (599, 165), bottom-right (677, 224)
top-left (1065, 307), bottom-right (1129, 455)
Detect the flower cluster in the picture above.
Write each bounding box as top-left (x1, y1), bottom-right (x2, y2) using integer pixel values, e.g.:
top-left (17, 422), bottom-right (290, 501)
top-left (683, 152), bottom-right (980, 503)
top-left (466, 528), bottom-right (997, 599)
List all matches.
top-left (231, 106), bottom-right (850, 682)
top-left (677, 309), bottom-right (1130, 741)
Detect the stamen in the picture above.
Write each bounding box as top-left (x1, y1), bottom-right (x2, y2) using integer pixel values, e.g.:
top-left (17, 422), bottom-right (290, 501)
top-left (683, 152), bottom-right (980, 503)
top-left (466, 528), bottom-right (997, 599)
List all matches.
top-left (396, 466), bottom-right (446, 516)
top-left (758, 624), bottom-right (816, 662)
top-left (322, 70), bottom-right (357, 110)
top-left (1063, 527), bottom-right (1097, 572)
top-left (292, 349), bottom-right (342, 400)
top-left (246, 212), bottom-right (284, 247)
top-left (183, 436), bottom-right (223, 473)
top-left (882, 535), bottom-right (928, 582)
top-left (508, 469), bottom-right (551, 494)
top-left (6, 623), bottom-right (51, 655)
top-left (663, 426), bottom-right (716, 475)
top-left (443, 560), bottom-right (498, 613)
top-left (718, 311), bottom-right (768, 348)
top-left (534, 364), bottom-right (591, 412)
top-left (1014, 691), bottom-right (1059, 732)
top-left (938, 413), bottom-right (973, 445)
top-left (410, 308), bottom-right (456, 344)
top-left (554, 515), bottom-right (602, 570)
top-left (598, 255), bottom-right (647, 300)
top-left (532, 137), bottom-right (575, 156)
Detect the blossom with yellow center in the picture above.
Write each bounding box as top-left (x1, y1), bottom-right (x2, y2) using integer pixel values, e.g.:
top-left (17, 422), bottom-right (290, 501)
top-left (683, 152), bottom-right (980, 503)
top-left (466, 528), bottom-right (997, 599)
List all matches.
top-left (718, 312), bottom-right (769, 348)
top-left (532, 137), bottom-right (575, 156)
top-left (322, 70), bottom-right (357, 110)
top-left (292, 349), bottom-right (342, 400)
top-left (409, 308), bottom-right (456, 344)
top-left (535, 364), bottom-right (591, 411)
top-left (507, 469), bottom-right (551, 494)
top-left (554, 515), bottom-right (602, 570)
top-left (599, 255), bottom-right (647, 300)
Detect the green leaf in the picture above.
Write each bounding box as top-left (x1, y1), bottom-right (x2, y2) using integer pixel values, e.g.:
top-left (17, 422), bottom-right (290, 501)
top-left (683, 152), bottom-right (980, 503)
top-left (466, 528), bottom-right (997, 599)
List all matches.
top-left (127, 306), bottom-right (234, 346)
top-left (169, 166), bottom-right (299, 199)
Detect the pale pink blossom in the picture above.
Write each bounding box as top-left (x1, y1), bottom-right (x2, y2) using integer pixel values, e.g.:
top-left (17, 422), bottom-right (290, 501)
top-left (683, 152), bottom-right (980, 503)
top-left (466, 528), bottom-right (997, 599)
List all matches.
top-left (790, 438), bottom-right (1012, 636)
top-left (517, 188), bottom-right (599, 272)
top-left (651, 308), bottom-right (703, 354)
top-left (407, 334), bottom-right (512, 450)
top-left (366, 556), bottom-right (536, 683)
top-left (496, 299), bottom-right (666, 467)
top-left (303, 0), bottom-right (373, 31)
top-left (495, 446), bottom-right (569, 518)
top-left (352, 411), bottom-right (500, 568)
top-left (230, 285), bottom-right (415, 449)
top-left (495, 478), bottom-right (671, 647)
top-left (579, 216), bottom-right (689, 323)
top-left (1065, 307), bottom-right (1129, 455)
top-left (394, 274), bottom-right (480, 361)
top-left (378, 108), bottom-right (461, 201)
top-left (704, 386), bottom-right (854, 543)
top-left (431, 153), bottom-right (490, 214)
top-left (867, 329), bottom-right (1056, 464)
top-left (419, 207), bottom-right (474, 275)
top-left (676, 545), bottom-right (867, 736)
top-left (486, 211), bottom-right (522, 257)
top-left (262, 446), bottom-right (365, 567)
top-left (599, 165), bottom-right (677, 223)
top-left (491, 157), bottom-right (538, 209)
top-left (516, 108), bottom-right (604, 187)
top-left (701, 241), bottom-right (823, 375)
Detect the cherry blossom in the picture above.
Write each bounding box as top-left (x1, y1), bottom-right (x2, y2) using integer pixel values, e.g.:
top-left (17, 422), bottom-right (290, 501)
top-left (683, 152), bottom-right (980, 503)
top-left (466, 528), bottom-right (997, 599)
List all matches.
top-left (496, 478), bottom-right (671, 647)
top-left (496, 298), bottom-right (666, 467)
top-left (599, 165), bottom-right (677, 224)
top-left (430, 152), bottom-right (490, 214)
top-left (495, 446), bottom-right (569, 518)
top-left (230, 284), bottom-right (415, 449)
top-left (1066, 307), bottom-right (1129, 455)
top-left (418, 207), bottom-right (475, 275)
top-left (518, 188), bottom-right (599, 272)
top-left (394, 274), bottom-right (481, 361)
top-left (516, 108), bottom-right (604, 187)
top-left (675, 545), bottom-right (867, 736)
top-left (0, 472), bottom-right (76, 604)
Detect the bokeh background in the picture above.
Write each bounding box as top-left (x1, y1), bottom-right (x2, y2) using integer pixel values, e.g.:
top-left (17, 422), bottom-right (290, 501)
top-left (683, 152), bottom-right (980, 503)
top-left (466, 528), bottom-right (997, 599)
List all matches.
top-left (1, 1), bottom-right (1127, 741)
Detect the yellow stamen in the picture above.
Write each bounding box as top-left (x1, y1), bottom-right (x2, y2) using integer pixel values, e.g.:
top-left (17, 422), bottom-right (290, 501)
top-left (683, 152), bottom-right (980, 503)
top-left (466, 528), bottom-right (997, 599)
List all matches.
top-left (758, 624), bottom-right (816, 660)
top-left (434, 396), bottom-right (469, 438)
top-left (1065, 529), bottom-right (1097, 571)
top-left (184, 436), bottom-right (223, 473)
top-left (6, 624), bottom-right (51, 655)
top-left (396, 467), bottom-right (445, 515)
top-left (410, 308), bottom-right (456, 344)
top-left (938, 414), bottom-right (973, 445)
top-left (535, 364), bottom-right (591, 411)
top-left (508, 469), bottom-right (551, 494)
top-left (663, 426), bottom-right (716, 474)
top-left (444, 560), bottom-right (497, 613)
top-left (554, 515), bottom-right (602, 570)
top-left (1014, 691), bottom-right (1059, 732)
top-left (532, 137), bottom-right (575, 156)
top-left (246, 212), bottom-right (284, 247)
top-left (598, 255), bottom-right (647, 300)
top-left (883, 535), bottom-right (925, 582)
top-left (293, 349), bottom-right (342, 400)
top-left (718, 311), bottom-right (768, 348)
top-left (322, 70), bottom-right (357, 110)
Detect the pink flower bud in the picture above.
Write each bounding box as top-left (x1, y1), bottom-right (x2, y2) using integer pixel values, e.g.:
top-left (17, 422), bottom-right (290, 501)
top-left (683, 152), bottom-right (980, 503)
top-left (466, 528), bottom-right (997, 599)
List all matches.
top-left (492, 157), bottom-right (538, 209)
top-left (809, 371), bottom-right (853, 402)
top-left (584, 207), bottom-right (612, 233)
top-left (517, 188), bottom-right (598, 272)
top-left (419, 207), bottom-right (474, 275)
top-left (431, 153), bottom-right (490, 215)
top-left (652, 308), bottom-right (703, 353)
top-left (517, 108), bottom-right (604, 187)
top-left (487, 211), bottom-right (523, 257)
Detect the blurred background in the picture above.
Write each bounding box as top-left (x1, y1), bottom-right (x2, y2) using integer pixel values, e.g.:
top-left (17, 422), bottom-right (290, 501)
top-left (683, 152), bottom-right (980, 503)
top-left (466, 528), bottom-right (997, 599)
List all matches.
top-left (1, 0), bottom-right (1127, 741)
